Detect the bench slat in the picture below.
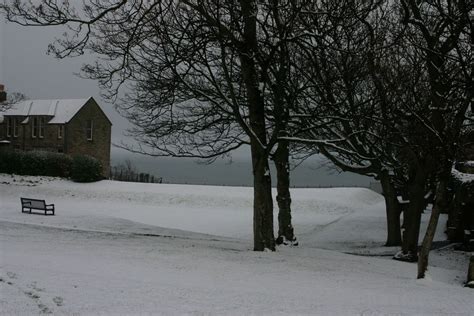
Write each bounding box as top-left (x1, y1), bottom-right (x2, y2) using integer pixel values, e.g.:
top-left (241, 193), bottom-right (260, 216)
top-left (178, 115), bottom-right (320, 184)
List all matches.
top-left (24, 200), bottom-right (46, 209)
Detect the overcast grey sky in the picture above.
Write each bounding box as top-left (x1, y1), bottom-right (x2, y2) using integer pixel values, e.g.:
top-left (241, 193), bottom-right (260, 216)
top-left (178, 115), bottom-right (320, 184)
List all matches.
top-left (0, 16), bottom-right (132, 144)
top-left (0, 17), bottom-right (254, 156)
top-left (0, 17), bottom-right (3, 82)
top-left (0, 17), bottom-right (372, 187)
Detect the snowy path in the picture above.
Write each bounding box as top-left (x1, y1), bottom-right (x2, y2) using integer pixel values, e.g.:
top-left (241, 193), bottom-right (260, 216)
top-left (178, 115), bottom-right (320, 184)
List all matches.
top-left (1, 174), bottom-right (473, 315)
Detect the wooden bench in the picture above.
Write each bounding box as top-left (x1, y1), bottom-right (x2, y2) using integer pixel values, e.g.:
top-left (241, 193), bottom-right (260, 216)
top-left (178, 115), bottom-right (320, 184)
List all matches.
top-left (21, 198), bottom-right (55, 216)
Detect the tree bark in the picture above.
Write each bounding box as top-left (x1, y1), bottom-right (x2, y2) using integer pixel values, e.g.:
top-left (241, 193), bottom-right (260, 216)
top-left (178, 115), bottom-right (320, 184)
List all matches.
top-left (467, 256), bottom-right (474, 288)
top-left (274, 140), bottom-right (296, 245)
top-left (417, 179), bottom-right (447, 278)
top-left (240, 0), bottom-right (275, 251)
top-left (401, 169), bottom-right (427, 260)
top-left (251, 144), bottom-right (276, 251)
top-left (379, 171), bottom-right (402, 246)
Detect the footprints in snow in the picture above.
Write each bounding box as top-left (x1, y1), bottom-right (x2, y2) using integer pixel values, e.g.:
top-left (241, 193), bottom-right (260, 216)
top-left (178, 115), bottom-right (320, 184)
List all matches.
top-left (1, 272), bottom-right (15, 285)
top-left (53, 296), bottom-right (64, 306)
top-left (1, 271), bottom-right (64, 313)
top-left (24, 289), bottom-right (51, 314)
top-left (0, 277), bottom-right (12, 286)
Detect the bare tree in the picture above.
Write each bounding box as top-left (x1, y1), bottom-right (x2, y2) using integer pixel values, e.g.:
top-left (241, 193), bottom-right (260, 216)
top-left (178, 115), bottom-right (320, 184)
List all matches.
top-left (110, 159), bottom-right (159, 183)
top-left (0, 90), bottom-right (27, 111)
top-left (1, 0), bottom-right (309, 251)
top-left (0, 85), bottom-right (6, 103)
top-left (283, 0), bottom-right (411, 247)
top-left (398, 0), bottom-right (472, 278)
top-left (281, 0), bottom-right (471, 267)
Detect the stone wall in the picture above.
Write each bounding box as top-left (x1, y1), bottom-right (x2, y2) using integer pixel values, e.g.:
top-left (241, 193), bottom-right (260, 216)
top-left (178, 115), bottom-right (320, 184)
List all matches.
top-left (23, 118), bottom-right (65, 152)
top-left (65, 99), bottom-right (111, 176)
top-left (0, 116), bottom-right (65, 152)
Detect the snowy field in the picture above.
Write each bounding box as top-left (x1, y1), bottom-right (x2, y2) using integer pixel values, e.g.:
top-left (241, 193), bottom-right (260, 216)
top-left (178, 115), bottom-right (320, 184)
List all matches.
top-left (0, 173), bottom-right (472, 315)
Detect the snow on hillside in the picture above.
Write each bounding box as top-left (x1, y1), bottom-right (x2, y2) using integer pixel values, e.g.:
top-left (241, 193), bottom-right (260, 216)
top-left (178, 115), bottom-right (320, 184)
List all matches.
top-left (0, 174), bottom-right (472, 315)
top-left (0, 174), bottom-right (382, 242)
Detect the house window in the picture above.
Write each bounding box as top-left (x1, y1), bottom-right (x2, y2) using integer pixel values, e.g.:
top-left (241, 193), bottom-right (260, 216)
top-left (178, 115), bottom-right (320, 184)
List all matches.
top-left (58, 125), bottom-right (64, 139)
top-left (13, 118), bottom-right (19, 138)
top-left (6, 117), bottom-right (11, 137)
top-left (32, 117), bottom-right (38, 138)
top-left (86, 120), bottom-right (93, 141)
top-left (39, 118), bottom-right (45, 138)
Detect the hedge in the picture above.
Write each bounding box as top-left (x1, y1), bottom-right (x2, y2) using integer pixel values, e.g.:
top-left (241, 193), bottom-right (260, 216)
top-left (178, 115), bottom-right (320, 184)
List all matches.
top-left (0, 150), bottom-right (103, 182)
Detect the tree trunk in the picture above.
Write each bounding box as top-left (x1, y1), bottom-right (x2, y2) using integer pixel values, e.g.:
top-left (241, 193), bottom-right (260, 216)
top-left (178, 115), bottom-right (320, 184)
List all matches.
top-left (380, 171), bottom-right (402, 246)
top-left (417, 179), bottom-right (447, 278)
top-left (251, 144), bottom-right (276, 251)
top-left (401, 169), bottom-right (427, 261)
top-left (274, 140), bottom-right (296, 245)
top-left (467, 256), bottom-right (474, 288)
top-left (402, 192), bottom-right (424, 258)
top-left (240, 0), bottom-right (275, 251)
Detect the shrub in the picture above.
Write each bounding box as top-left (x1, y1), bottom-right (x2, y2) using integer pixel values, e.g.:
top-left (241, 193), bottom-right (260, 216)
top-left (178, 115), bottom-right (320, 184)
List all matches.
top-left (0, 150), bottom-right (103, 182)
top-left (43, 152), bottom-right (73, 177)
top-left (70, 155), bottom-right (103, 182)
top-left (0, 150), bottom-right (73, 177)
top-left (0, 150), bottom-right (21, 173)
top-left (20, 151), bottom-right (47, 176)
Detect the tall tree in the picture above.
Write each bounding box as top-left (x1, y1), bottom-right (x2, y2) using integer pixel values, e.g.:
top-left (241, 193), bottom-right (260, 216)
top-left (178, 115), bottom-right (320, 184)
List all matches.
top-left (284, 0), bottom-right (410, 247)
top-left (1, 0), bottom-right (308, 251)
top-left (398, 0), bottom-right (472, 278)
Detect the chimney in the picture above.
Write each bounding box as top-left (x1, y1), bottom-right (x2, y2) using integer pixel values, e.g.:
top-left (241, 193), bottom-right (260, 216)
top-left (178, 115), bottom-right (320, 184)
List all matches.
top-left (0, 84), bottom-right (6, 102)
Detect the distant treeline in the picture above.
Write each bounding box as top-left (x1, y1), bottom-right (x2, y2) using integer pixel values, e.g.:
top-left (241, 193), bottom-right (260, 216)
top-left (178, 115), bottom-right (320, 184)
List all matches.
top-left (110, 159), bottom-right (162, 183)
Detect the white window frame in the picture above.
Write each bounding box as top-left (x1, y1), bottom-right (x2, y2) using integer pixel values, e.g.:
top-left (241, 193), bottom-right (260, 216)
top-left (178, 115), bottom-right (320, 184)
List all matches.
top-left (32, 117), bottom-right (38, 138)
top-left (6, 117), bottom-right (11, 137)
top-left (58, 125), bottom-right (64, 139)
top-left (13, 118), bottom-right (18, 138)
top-left (39, 117), bottom-right (45, 138)
top-left (86, 120), bottom-right (93, 141)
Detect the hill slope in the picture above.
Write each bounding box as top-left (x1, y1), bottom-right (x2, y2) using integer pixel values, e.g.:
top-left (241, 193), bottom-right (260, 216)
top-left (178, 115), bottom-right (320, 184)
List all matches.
top-left (0, 174), bottom-right (472, 315)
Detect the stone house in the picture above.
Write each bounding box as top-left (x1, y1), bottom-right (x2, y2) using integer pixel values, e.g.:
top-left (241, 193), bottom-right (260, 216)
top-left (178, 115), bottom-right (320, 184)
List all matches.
top-left (0, 97), bottom-right (112, 175)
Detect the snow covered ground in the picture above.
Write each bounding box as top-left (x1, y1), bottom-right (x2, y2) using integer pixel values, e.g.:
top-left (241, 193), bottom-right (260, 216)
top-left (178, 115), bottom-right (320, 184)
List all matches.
top-left (0, 174), bottom-right (472, 315)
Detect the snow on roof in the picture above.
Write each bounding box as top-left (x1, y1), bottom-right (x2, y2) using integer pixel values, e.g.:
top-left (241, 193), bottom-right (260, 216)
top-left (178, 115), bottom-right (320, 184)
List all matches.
top-left (464, 161), bottom-right (474, 167)
top-left (452, 167), bottom-right (474, 184)
top-left (2, 98), bottom-right (91, 124)
top-left (48, 98), bottom-right (91, 124)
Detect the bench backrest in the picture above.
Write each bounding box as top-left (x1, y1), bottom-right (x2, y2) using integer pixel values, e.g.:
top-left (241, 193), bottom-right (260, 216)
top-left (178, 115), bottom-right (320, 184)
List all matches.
top-left (21, 198), bottom-right (46, 209)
